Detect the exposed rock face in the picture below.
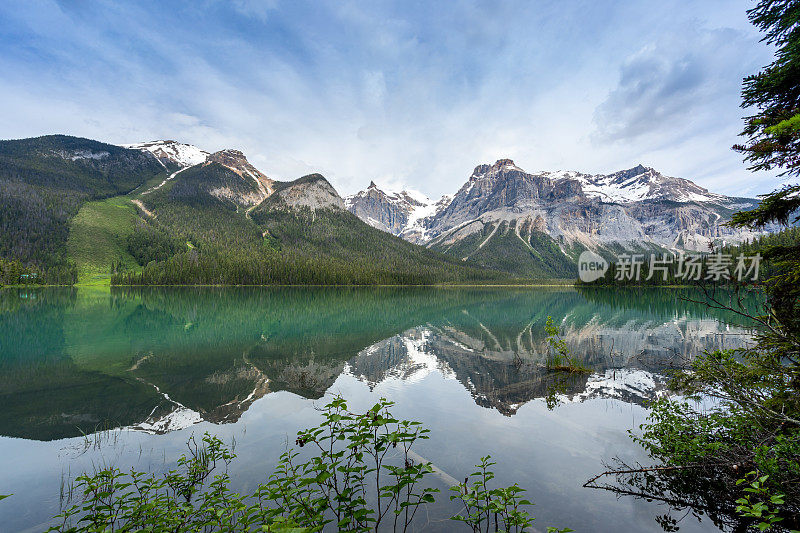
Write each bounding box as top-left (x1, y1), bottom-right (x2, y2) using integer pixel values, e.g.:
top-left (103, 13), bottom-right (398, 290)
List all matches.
top-left (430, 159), bottom-right (586, 233)
top-left (271, 174), bottom-right (345, 211)
top-left (126, 141), bottom-right (351, 215)
top-left (344, 182), bottom-right (438, 240)
top-left (206, 149), bottom-right (274, 200)
top-left (347, 159), bottom-right (763, 256)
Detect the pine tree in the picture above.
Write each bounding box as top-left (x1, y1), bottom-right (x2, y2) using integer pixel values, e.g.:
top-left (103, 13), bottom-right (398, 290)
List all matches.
top-left (733, 0), bottom-right (800, 177)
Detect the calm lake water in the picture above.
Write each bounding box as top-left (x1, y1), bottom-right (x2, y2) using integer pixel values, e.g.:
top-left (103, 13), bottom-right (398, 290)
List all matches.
top-left (0, 287), bottom-right (756, 532)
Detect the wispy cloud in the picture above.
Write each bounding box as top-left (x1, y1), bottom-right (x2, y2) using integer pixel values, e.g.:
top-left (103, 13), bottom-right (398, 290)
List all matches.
top-left (0, 0), bottom-right (785, 198)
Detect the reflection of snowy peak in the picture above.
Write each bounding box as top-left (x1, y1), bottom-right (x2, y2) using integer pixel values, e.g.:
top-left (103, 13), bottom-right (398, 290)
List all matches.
top-left (345, 315), bottom-right (753, 416)
top-left (346, 329), bottom-right (455, 385)
top-left (126, 360), bottom-right (271, 435)
top-left (130, 404), bottom-right (203, 435)
top-left (570, 369), bottom-right (667, 403)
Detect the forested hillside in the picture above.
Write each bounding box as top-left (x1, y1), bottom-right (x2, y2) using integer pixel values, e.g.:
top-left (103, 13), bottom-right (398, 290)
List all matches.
top-left (112, 167), bottom-right (504, 285)
top-left (427, 219), bottom-right (580, 278)
top-left (0, 135), bottom-right (168, 282)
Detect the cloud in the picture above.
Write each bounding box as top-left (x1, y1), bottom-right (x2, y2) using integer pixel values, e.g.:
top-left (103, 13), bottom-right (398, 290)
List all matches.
top-left (593, 48), bottom-right (703, 141)
top-left (0, 0), bottom-right (788, 199)
top-left (592, 26), bottom-right (755, 145)
top-left (230, 0), bottom-right (279, 21)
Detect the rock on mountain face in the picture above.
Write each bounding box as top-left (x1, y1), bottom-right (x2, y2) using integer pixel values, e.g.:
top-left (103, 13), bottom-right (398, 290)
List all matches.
top-left (541, 163), bottom-right (727, 204)
top-left (125, 142), bottom-right (343, 212)
top-left (206, 149), bottom-right (275, 200)
top-left (123, 140), bottom-right (209, 168)
top-left (344, 182), bottom-right (439, 241)
top-left (265, 174), bottom-right (345, 211)
top-left (347, 160), bottom-right (763, 271)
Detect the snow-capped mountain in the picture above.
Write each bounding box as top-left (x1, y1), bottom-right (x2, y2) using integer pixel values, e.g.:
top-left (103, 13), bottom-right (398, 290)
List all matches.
top-left (120, 138), bottom-right (766, 278)
top-left (539, 164), bottom-right (727, 204)
top-left (346, 159), bottom-right (763, 276)
top-left (344, 182), bottom-right (450, 242)
top-left (123, 140), bottom-right (209, 168)
top-left (430, 159), bottom-right (760, 251)
top-left (123, 140), bottom-right (350, 216)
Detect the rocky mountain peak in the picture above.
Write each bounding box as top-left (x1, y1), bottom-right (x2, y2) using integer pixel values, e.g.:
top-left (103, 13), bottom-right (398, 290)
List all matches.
top-left (207, 149), bottom-right (274, 198)
top-left (471, 159), bottom-right (523, 180)
top-left (470, 164), bottom-right (491, 179)
top-left (207, 149), bottom-right (247, 169)
top-left (607, 163), bottom-right (654, 183)
top-left (299, 173), bottom-right (329, 183)
top-left (473, 159), bottom-right (528, 185)
top-left (492, 158), bottom-right (517, 170)
top-left (345, 182), bottom-right (441, 242)
top-left (271, 173), bottom-right (345, 211)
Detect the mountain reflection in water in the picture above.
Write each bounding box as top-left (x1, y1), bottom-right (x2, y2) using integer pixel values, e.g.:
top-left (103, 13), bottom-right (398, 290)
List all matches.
top-left (0, 286), bottom-right (756, 440)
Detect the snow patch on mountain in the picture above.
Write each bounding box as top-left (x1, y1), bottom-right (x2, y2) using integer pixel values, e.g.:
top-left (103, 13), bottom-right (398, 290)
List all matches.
top-left (345, 182), bottom-right (453, 242)
top-left (539, 164), bottom-right (725, 204)
top-left (123, 140), bottom-right (209, 168)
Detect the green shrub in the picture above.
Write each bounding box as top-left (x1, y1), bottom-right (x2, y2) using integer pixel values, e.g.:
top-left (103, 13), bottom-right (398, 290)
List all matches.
top-left (47, 397), bottom-right (567, 532)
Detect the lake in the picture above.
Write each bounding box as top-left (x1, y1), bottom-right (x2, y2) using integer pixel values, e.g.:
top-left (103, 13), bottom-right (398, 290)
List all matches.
top-left (0, 286), bottom-right (757, 532)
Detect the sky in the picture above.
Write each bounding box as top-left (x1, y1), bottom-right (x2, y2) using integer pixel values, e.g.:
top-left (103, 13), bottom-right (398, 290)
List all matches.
top-left (0, 0), bottom-right (786, 199)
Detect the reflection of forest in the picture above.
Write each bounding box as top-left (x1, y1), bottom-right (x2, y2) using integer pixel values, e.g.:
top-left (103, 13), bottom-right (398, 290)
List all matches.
top-left (0, 286), bottom-right (758, 439)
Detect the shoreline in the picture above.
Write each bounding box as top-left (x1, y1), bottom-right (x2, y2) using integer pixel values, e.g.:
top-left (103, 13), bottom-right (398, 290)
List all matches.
top-left (1, 282), bottom-right (709, 289)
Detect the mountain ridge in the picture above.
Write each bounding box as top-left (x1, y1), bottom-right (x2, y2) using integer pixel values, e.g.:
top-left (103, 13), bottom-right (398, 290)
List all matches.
top-left (344, 158), bottom-right (765, 277)
top-left (0, 134), bottom-right (772, 284)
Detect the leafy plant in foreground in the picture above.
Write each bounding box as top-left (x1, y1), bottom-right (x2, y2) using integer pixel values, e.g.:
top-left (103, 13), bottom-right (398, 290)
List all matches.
top-left (254, 396), bottom-right (437, 531)
top-left (736, 472), bottom-right (799, 533)
top-left (44, 397), bottom-right (565, 532)
top-left (449, 456), bottom-right (573, 533)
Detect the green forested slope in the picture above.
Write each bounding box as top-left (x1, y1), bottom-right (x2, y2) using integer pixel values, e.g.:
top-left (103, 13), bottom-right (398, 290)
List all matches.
top-left (112, 170), bottom-right (506, 285)
top-left (429, 219), bottom-right (580, 278)
top-left (0, 136), bottom-right (513, 286)
top-left (0, 135), bottom-right (168, 281)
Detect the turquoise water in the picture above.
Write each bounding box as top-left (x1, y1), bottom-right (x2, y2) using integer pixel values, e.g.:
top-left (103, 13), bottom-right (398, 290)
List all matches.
top-left (0, 287), bottom-right (756, 532)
